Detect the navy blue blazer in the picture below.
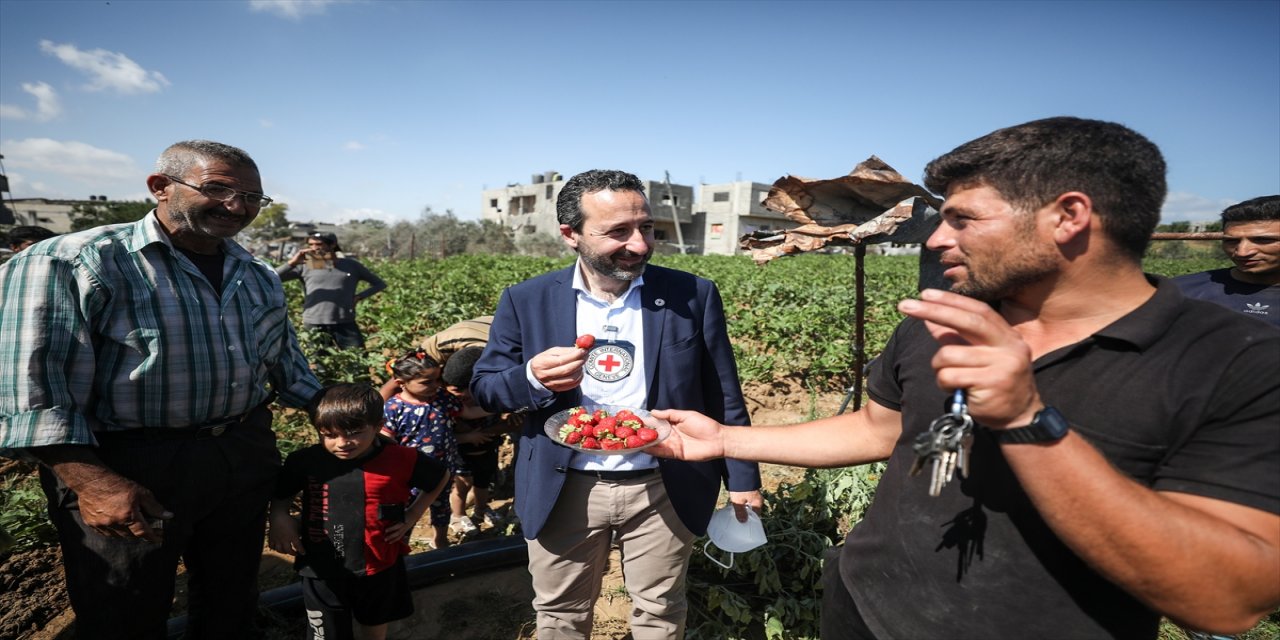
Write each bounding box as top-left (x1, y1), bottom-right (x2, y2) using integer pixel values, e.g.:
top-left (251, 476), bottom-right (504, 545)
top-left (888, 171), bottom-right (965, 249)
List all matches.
top-left (471, 264), bottom-right (761, 539)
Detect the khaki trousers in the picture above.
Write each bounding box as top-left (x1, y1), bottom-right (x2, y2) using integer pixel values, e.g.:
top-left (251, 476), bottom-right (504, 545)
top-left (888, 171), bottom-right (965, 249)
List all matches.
top-left (527, 471), bottom-right (696, 639)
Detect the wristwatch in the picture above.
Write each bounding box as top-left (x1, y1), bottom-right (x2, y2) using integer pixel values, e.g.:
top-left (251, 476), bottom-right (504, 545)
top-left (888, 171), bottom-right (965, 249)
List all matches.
top-left (989, 406), bottom-right (1070, 444)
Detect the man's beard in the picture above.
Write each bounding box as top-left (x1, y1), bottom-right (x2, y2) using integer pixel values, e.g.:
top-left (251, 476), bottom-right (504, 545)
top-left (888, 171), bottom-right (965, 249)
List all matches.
top-left (579, 243), bottom-right (650, 281)
top-left (949, 243), bottom-right (1058, 302)
top-left (168, 194), bottom-right (250, 240)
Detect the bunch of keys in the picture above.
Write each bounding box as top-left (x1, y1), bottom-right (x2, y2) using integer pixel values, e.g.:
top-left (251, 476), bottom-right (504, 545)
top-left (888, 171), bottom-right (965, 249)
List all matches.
top-left (909, 389), bottom-right (975, 497)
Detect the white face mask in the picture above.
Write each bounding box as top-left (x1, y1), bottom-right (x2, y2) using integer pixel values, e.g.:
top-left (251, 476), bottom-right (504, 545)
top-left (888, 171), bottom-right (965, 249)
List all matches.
top-left (702, 505), bottom-right (767, 569)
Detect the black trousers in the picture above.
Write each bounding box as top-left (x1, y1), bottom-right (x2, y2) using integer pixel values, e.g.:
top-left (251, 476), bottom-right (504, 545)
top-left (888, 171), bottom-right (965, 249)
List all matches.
top-left (40, 406), bottom-right (278, 640)
top-left (821, 546), bottom-right (880, 640)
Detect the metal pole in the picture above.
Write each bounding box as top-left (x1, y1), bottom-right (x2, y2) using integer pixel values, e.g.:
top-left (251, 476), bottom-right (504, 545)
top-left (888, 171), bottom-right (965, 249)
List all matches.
top-left (663, 171), bottom-right (686, 254)
top-left (853, 244), bottom-right (866, 412)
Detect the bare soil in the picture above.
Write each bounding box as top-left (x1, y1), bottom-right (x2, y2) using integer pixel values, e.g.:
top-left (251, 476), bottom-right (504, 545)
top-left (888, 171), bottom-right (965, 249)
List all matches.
top-left (0, 379), bottom-right (837, 640)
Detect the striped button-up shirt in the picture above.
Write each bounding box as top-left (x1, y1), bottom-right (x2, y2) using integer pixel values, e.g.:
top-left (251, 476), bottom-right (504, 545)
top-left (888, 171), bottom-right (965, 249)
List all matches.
top-left (0, 212), bottom-right (322, 450)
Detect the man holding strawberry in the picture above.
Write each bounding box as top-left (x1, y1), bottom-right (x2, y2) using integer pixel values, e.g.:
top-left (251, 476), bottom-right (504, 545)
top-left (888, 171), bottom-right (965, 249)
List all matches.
top-left (472, 169), bottom-right (763, 639)
top-left (651, 118), bottom-right (1279, 639)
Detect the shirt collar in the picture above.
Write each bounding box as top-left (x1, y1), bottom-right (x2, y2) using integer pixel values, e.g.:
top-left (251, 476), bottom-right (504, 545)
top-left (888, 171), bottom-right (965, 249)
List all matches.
top-left (1090, 275), bottom-right (1182, 351)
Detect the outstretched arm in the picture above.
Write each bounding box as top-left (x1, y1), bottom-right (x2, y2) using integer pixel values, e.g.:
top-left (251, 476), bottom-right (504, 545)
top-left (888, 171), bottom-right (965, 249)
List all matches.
top-left (652, 399), bottom-right (902, 468)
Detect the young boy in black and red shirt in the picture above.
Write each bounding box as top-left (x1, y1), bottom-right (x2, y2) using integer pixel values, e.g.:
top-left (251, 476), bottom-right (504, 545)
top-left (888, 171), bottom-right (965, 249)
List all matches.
top-left (269, 383), bottom-right (449, 640)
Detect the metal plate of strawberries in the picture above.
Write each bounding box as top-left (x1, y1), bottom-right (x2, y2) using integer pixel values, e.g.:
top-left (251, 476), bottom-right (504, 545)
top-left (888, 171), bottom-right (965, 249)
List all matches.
top-left (544, 404), bottom-right (671, 455)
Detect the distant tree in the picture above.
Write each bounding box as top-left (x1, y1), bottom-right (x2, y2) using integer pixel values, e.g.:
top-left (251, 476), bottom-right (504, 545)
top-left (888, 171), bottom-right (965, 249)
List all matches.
top-left (468, 219), bottom-right (516, 255)
top-left (386, 221), bottom-right (418, 259)
top-left (340, 222), bottom-right (396, 258)
top-left (1155, 221), bottom-right (1191, 233)
top-left (70, 200), bottom-right (153, 231)
top-left (517, 232), bottom-right (568, 258)
top-left (355, 218), bottom-right (387, 230)
top-left (1204, 221), bottom-right (1223, 232)
top-left (418, 207), bottom-right (471, 258)
top-left (249, 202), bottom-right (291, 238)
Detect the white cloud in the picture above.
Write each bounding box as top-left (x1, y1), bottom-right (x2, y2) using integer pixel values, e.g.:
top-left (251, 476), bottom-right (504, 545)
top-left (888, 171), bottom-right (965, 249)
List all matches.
top-left (343, 141), bottom-right (366, 151)
top-left (341, 207), bottom-right (388, 221)
top-left (1, 138), bottom-right (141, 184)
top-left (24, 82), bottom-right (62, 120)
top-left (39, 40), bottom-right (169, 95)
top-left (0, 81), bottom-right (62, 121)
top-left (248, 0), bottom-right (345, 20)
top-left (1161, 191), bottom-right (1235, 224)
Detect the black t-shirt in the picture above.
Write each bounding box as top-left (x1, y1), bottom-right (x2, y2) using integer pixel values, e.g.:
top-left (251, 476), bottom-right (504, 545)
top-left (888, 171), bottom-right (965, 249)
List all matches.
top-left (276, 438), bottom-right (448, 578)
top-left (842, 277), bottom-right (1280, 639)
top-left (175, 246), bottom-right (225, 293)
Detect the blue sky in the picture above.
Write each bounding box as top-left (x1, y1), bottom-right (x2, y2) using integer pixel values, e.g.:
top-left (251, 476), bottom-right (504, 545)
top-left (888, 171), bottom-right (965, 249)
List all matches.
top-left (1, 0), bottom-right (1277, 225)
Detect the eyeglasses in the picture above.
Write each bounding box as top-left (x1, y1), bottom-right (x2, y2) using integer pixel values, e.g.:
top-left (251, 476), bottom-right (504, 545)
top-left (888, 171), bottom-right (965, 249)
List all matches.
top-left (164, 175), bottom-right (273, 209)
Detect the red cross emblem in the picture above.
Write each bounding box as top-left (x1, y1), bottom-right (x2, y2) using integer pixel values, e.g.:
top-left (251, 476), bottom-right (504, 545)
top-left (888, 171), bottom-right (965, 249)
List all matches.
top-left (597, 354), bottom-right (622, 372)
top-left (584, 343), bottom-right (634, 382)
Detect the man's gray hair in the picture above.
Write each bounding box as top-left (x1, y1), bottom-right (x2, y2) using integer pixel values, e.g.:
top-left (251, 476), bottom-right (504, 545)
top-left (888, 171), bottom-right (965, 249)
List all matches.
top-left (155, 140), bottom-right (258, 178)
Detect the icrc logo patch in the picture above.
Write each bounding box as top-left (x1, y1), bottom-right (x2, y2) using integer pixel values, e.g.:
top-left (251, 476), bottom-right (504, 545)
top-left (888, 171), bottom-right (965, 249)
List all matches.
top-left (585, 343), bottom-right (634, 382)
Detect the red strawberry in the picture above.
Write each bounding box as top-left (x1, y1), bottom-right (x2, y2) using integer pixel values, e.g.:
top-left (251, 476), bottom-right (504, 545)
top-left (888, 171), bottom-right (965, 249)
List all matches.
top-left (614, 425), bottom-right (635, 439)
top-left (637, 427), bottom-right (659, 443)
top-left (597, 416), bottom-right (617, 430)
top-left (575, 334), bottom-right (595, 349)
top-left (615, 409), bottom-right (637, 421)
top-left (581, 436), bottom-right (600, 449)
top-left (594, 424), bottom-right (614, 437)
top-left (565, 431), bottom-right (584, 444)
top-left (593, 409), bottom-right (608, 422)
top-left (601, 439), bottom-right (625, 450)
top-left (625, 435), bottom-right (644, 448)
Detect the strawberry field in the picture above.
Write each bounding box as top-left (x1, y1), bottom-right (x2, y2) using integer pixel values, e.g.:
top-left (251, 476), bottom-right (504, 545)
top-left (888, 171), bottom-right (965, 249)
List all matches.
top-left (300, 251), bottom-right (1228, 394)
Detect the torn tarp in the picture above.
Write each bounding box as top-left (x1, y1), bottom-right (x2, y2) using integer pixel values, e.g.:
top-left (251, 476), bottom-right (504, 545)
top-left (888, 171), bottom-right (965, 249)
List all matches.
top-left (740, 156), bottom-right (944, 264)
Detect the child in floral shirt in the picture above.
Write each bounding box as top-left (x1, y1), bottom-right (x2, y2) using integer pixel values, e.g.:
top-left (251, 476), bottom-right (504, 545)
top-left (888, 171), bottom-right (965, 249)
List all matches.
top-left (381, 349), bottom-right (475, 549)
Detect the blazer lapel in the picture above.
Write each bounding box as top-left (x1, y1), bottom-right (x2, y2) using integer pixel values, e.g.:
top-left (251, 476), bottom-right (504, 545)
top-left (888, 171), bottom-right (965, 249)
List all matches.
top-left (552, 267), bottom-right (578, 347)
top-left (640, 272), bottom-right (666, 405)
top-left (552, 266), bottom-right (582, 406)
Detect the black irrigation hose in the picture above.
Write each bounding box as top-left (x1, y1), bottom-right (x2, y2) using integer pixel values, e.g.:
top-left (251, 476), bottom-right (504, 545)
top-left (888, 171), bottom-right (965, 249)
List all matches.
top-left (165, 536), bottom-right (530, 638)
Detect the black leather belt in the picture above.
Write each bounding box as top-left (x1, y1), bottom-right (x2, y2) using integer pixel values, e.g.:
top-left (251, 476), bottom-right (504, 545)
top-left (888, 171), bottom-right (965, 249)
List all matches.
top-left (97, 411), bottom-right (256, 441)
top-left (567, 467), bottom-right (658, 481)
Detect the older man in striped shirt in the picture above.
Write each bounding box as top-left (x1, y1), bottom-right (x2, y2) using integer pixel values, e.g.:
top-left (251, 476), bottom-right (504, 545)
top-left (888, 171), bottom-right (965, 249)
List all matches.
top-left (0, 140), bottom-right (321, 640)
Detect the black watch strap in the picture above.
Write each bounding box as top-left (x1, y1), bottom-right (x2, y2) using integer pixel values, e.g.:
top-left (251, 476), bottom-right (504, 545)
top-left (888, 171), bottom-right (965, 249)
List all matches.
top-left (990, 406), bottom-right (1070, 444)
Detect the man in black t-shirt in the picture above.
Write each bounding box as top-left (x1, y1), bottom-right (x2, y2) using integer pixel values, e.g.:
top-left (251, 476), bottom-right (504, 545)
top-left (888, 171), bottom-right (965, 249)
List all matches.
top-left (1175, 195), bottom-right (1279, 326)
top-left (648, 118), bottom-right (1280, 639)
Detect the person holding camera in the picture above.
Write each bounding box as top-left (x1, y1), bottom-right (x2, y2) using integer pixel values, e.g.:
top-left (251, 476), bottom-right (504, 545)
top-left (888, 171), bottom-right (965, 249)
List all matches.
top-left (277, 231), bottom-right (387, 348)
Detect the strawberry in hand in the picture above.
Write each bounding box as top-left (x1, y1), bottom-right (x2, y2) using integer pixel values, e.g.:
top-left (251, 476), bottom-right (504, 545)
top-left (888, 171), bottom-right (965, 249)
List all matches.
top-left (575, 334), bottom-right (596, 350)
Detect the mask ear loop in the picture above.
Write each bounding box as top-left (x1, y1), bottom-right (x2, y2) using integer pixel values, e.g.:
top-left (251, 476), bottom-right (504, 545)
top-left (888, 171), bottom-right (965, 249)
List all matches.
top-left (702, 542), bottom-right (734, 570)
